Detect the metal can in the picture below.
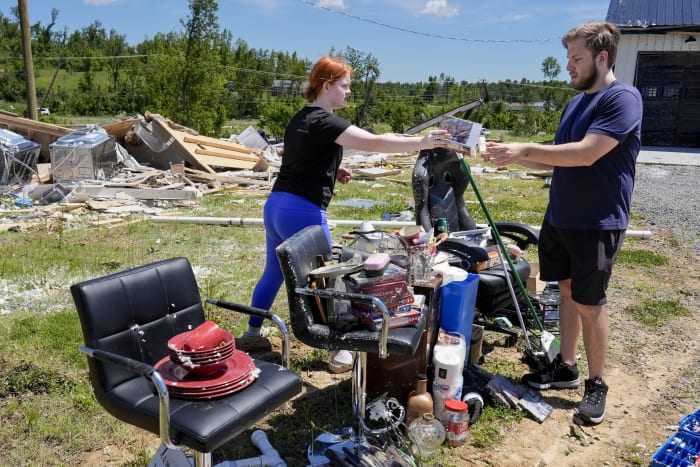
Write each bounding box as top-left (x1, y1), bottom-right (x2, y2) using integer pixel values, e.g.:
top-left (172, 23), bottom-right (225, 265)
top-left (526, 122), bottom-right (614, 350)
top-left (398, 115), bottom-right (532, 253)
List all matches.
top-left (444, 399), bottom-right (469, 447)
top-left (435, 217), bottom-right (449, 236)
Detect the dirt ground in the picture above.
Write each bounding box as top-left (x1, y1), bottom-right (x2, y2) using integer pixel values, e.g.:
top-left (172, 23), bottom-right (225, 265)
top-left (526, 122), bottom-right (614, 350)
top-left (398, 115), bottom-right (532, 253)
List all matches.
top-left (83, 228), bottom-right (699, 467)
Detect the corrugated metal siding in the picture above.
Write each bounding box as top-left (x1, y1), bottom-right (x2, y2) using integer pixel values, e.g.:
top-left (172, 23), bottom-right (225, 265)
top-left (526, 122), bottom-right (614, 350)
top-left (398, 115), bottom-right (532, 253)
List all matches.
top-left (606, 0), bottom-right (700, 27)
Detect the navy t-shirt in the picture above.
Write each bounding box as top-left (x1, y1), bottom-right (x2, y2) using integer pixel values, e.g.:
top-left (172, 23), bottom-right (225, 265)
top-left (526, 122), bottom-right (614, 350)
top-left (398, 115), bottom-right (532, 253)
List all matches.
top-left (546, 80), bottom-right (643, 230)
top-left (273, 106), bottom-right (352, 208)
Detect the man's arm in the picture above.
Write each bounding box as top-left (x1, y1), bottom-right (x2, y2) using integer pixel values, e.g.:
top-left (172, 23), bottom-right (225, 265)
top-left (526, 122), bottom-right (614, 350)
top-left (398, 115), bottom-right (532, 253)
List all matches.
top-left (483, 132), bottom-right (619, 169)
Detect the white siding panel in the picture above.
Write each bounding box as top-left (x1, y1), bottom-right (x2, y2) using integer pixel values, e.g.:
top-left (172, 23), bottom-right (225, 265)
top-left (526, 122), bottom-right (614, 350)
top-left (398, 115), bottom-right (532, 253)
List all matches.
top-left (616, 34), bottom-right (699, 84)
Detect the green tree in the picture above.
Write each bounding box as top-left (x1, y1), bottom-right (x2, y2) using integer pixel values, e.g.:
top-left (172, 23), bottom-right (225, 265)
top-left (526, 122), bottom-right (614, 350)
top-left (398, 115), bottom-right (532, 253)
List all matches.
top-left (0, 11), bottom-right (23, 101)
top-left (541, 56), bottom-right (561, 82)
top-left (176, 0), bottom-right (227, 134)
top-left (104, 29), bottom-right (130, 91)
top-left (334, 47), bottom-right (380, 128)
top-left (259, 97), bottom-right (301, 141)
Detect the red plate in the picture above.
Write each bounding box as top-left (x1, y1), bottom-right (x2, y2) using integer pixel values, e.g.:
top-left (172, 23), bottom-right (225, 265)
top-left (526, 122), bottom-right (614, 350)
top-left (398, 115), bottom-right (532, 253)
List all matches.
top-left (168, 340), bottom-right (235, 358)
top-left (170, 347), bottom-right (235, 365)
top-left (167, 329), bottom-right (235, 354)
top-left (169, 374), bottom-right (257, 400)
top-left (155, 350), bottom-right (256, 390)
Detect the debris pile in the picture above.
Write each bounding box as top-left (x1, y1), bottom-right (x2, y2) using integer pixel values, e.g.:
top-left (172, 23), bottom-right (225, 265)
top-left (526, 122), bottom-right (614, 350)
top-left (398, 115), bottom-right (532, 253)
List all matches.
top-left (0, 111), bottom-right (404, 227)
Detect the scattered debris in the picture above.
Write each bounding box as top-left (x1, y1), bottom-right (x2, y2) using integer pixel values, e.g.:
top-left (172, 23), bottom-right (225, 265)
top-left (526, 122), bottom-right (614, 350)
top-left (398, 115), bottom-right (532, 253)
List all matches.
top-left (0, 110), bottom-right (419, 219)
top-left (0, 111), bottom-right (531, 226)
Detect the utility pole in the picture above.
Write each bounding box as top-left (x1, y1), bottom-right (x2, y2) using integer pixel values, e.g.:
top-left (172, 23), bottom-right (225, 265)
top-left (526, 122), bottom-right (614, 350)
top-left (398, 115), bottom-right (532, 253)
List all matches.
top-left (18, 0), bottom-right (38, 120)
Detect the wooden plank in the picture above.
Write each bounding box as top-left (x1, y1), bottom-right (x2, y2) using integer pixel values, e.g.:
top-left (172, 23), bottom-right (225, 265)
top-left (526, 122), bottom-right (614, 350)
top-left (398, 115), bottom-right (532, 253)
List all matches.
top-left (148, 117), bottom-right (216, 174)
top-left (73, 186), bottom-right (197, 201)
top-left (353, 168), bottom-right (403, 179)
top-left (193, 147), bottom-right (261, 163)
top-left (0, 112), bottom-right (73, 161)
top-left (183, 135), bottom-right (257, 154)
top-left (192, 153), bottom-right (262, 170)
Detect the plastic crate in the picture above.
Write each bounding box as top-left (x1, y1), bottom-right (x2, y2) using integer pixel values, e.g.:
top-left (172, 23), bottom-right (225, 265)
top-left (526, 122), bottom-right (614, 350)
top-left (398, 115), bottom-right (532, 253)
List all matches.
top-left (651, 430), bottom-right (700, 466)
top-left (680, 409), bottom-right (700, 438)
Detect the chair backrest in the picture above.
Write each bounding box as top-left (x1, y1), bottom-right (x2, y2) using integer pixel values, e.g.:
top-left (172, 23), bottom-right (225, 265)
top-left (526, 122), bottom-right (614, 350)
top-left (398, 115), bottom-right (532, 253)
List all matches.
top-left (412, 148), bottom-right (478, 233)
top-left (277, 225), bottom-right (426, 358)
top-left (275, 225), bottom-right (333, 348)
top-left (70, 257), bottom-right (205, 398)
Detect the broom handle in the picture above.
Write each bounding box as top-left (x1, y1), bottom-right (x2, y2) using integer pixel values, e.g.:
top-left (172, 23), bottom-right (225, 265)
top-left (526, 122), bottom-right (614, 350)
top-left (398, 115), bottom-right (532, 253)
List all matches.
top-left (458, 156), bottom-right (545, 332)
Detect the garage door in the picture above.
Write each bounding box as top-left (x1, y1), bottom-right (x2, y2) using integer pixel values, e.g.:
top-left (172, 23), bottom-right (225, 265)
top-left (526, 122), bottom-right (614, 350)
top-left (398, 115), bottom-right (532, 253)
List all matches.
top-left (636, 52), bottom-right (700, 147)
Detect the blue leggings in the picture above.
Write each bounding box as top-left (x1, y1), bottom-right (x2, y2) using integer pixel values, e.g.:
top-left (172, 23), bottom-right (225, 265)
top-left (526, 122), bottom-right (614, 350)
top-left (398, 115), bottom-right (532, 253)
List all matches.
top-left (248, 191), bottom-right (332, 328)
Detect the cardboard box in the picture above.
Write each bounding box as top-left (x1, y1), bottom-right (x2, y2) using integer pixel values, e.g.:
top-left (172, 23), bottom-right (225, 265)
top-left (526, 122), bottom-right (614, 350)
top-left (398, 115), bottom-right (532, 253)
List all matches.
top-left (527, 262), bottom-right (546, 293)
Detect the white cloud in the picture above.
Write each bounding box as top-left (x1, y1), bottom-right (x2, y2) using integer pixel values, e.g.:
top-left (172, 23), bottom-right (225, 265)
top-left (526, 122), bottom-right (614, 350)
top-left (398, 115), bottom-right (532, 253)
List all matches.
top-left (83, 0), bottom-right (121, 5)
top-left (317, 0), bottom-right (347, 9)
top-left (419, 0), bottom-right (458, 17)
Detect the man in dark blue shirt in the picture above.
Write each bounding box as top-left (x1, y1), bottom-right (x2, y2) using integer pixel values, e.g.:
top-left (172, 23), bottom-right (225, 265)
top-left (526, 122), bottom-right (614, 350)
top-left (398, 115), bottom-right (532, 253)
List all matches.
top-left (483, 21), bottom-right (643, 425)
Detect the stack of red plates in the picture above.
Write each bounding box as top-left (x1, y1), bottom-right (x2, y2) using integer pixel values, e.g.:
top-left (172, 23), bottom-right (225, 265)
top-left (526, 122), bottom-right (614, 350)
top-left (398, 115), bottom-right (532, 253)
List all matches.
top-left (158, 321), bottom-right (258, 400)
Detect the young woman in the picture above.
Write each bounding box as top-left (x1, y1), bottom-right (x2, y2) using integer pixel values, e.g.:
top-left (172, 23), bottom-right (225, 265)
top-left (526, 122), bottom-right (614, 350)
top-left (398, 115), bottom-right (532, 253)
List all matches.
top-left (244, 56), bottom-right (450, 373)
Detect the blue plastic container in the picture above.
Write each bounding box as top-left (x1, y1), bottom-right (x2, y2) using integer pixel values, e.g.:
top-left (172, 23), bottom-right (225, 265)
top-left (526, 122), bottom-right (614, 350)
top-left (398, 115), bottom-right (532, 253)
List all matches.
top-left (440, 274), bottom-right (479, 361)
top-left (651, 430), bottom-right (700, 467)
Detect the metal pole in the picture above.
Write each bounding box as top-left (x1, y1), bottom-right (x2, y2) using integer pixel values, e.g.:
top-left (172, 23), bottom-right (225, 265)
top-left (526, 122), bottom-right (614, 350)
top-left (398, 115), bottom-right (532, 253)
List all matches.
top-left (148, 216), bottom-right (653, 239)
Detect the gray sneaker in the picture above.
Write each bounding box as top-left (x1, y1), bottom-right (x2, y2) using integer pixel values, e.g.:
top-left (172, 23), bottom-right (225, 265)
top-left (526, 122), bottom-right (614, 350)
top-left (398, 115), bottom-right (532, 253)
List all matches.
top-left (522, 354), bottom-right (580, 389)
top-left (574, 377), bottom-right (608, 425)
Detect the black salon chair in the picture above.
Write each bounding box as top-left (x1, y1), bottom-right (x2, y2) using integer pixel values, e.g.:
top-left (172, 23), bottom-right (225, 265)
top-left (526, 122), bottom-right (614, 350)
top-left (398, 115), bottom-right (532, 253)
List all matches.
top-left (70, 257), bottom-right (302, 467)
top-left (413, 148), bottom-right (540, 341)
top-left (276, 225), bottom-right (425, 462)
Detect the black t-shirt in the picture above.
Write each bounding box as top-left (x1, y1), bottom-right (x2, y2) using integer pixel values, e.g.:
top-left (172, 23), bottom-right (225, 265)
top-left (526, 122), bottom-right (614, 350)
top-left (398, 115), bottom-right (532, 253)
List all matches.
top-left (272, 106), bottom-right (351, 208)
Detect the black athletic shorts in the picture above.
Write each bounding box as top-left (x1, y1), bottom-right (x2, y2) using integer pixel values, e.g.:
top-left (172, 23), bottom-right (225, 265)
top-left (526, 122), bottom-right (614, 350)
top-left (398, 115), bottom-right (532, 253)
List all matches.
top-left (538, 220), bottom-right (625, 306)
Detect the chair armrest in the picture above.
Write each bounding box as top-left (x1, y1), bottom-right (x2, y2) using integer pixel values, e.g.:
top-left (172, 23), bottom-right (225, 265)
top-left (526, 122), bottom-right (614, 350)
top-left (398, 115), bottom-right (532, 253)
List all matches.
top-left (205, 299), bottom-right (292, 368)
top-left (438, 238), bottom-right (490, 270)
top-left (494, 222), bottom-right (539, 250)
top-left (79, 346), bottom-right (178, 451)
top-left (294, 287), bottom-right (391, 359)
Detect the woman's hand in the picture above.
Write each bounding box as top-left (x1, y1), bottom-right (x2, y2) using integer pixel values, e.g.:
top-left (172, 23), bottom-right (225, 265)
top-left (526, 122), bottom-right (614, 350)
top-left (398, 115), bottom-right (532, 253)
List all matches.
top-left (420, 130), bottom-right (451, 150)
top-left (337, 166), bottom-right (353, 184)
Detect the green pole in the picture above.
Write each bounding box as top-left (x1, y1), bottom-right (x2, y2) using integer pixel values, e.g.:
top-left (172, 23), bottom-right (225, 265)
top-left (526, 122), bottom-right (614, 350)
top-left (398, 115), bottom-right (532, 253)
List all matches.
top-left (458, 156), bottom-right (545, 332)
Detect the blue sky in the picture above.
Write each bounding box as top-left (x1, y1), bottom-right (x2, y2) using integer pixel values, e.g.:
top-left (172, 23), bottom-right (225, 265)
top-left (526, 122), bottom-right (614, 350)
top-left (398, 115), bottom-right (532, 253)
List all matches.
top-left (13, 0), bottom-right (611, 83)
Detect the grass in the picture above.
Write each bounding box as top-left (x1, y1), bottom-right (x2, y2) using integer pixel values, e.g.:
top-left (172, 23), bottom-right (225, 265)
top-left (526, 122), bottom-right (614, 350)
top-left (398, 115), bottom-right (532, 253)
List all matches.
top-left (624, 299), bottom-right (690, 326)
top-left (616, 248), bottom-right (670, 267)
top-left (0, 137), bottom-right (685, 465)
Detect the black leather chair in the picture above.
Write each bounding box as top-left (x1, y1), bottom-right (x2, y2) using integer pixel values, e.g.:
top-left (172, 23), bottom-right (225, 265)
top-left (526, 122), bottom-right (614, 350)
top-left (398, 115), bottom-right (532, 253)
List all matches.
top-left (70, 257), bottom-right (302, 467)
top-left (276, 225), bottom-right (426, 461)
top-left (413, 148), bottom-right (540, 341)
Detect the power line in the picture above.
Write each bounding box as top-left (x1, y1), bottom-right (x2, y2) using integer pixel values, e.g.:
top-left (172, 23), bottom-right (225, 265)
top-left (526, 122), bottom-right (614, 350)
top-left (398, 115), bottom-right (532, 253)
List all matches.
top-left (301, 1), bottom-right (558, 44)
top-left (0, 54), bottom-right (153, 61)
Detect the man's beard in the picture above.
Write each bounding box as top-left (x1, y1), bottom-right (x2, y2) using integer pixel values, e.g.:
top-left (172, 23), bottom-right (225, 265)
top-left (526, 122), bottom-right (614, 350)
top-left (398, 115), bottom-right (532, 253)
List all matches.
top-left (571, 63), bottom-right (598, 91)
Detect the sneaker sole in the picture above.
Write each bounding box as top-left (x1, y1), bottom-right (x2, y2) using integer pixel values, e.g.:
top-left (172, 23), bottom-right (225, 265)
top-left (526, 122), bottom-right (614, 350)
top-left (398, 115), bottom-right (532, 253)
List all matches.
top-left (328, 361), bottom-right (352, 374)
top-left (573, 408), bottom-right (605, 425)
top-left (525, 378), bottom-right (580, 390)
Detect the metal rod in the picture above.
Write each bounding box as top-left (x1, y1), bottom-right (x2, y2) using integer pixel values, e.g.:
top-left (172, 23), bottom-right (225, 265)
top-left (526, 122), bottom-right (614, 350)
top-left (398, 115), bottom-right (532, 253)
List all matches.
top-left (149, 216), bottom-right (653, 239)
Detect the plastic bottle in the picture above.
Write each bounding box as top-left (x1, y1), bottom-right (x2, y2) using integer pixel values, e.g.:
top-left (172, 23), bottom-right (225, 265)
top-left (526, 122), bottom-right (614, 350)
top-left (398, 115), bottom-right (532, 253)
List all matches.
top-left (408, 413), bottom-right (445, 459)
top-left (444, 399), bottom-right (469, 447)
top-left (405, 373), bottom-right (433, 428)
top-left (478, 135), bottom-right (487, 154)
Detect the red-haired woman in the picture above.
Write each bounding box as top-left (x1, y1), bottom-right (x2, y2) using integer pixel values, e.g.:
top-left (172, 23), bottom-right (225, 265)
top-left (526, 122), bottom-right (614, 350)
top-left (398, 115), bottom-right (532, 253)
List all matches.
top-left (244, 56), bottom-right (450, 373)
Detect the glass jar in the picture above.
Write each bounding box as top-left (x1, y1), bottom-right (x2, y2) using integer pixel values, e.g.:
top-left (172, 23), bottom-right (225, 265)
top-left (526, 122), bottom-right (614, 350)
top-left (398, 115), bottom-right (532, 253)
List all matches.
top-left (444, 399), bottom-right (469, 447)
top-left (408, 413), bottom-right (445, 458)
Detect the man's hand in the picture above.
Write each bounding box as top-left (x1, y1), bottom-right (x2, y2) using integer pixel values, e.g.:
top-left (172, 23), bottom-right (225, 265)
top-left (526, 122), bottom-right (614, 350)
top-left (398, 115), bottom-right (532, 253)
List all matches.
top-left (482, 142), bottom-right (528, 167)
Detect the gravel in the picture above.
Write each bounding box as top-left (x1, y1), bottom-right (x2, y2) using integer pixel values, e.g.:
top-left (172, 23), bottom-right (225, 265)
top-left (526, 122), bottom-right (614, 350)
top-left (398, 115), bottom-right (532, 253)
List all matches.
top-left (631, 163), bottom-right (699, 247)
